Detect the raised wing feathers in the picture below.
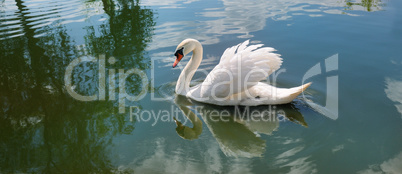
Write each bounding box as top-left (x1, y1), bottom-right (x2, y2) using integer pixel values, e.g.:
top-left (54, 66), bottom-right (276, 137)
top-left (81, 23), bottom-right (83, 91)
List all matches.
top-left (199, 40), bottom-right (283, 98)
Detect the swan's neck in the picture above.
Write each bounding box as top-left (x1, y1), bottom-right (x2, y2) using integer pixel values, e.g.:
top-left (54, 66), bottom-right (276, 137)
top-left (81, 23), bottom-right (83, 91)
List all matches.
top-left (176, 42), bottom-right (203, 95)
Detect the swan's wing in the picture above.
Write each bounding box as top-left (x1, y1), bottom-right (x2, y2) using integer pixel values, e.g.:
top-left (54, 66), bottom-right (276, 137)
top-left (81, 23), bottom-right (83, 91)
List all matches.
top-left (199, 40), bottom-right (283, 98)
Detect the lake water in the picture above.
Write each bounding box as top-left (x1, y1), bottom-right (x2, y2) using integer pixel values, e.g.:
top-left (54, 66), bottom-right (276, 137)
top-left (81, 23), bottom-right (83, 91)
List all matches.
top-left (1, 0), bottom-right (402, 173)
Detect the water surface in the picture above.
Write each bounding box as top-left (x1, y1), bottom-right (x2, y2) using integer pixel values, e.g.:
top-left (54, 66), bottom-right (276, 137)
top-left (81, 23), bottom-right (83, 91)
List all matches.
top-left (1, 0), bottom-right (402, 173)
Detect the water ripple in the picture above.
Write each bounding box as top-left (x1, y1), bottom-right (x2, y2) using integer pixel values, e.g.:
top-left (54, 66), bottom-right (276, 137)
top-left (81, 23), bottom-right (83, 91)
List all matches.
top-left (0, 0), bottom-right (103, 40)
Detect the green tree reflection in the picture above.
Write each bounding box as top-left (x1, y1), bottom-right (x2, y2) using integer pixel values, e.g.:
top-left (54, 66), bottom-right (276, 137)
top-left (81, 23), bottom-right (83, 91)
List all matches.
top-left (344, 0), bottom-right (385, 12)
top-left (0, 0), bottom-right (155, 173)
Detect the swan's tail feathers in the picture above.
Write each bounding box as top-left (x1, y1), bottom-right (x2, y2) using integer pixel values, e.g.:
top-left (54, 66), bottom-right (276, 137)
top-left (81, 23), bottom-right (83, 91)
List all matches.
top-left (288, 82), bottom-right (312, 99)
top-left (301, 82), bottom-right (312, 92)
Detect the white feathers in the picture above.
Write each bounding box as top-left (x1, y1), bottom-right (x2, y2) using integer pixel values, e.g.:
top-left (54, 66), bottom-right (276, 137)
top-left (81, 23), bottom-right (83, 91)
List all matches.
top-left (174, 39), bottom-right (310, 106)
top-left (199, 40), bottom-right (283, 98)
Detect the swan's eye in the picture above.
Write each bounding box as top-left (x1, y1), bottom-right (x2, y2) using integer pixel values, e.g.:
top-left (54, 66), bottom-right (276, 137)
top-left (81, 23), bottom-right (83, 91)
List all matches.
top-left (174, 47), bottom-right (184, 57)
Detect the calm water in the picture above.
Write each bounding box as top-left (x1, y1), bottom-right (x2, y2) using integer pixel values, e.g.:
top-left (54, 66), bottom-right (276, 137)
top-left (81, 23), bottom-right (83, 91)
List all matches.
top-left (1, 0), bottom-right (402, 173)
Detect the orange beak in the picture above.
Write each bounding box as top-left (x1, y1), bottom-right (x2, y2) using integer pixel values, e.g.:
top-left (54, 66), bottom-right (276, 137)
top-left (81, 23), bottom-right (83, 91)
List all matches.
top-left (173, 53), bottom-right (183, 68)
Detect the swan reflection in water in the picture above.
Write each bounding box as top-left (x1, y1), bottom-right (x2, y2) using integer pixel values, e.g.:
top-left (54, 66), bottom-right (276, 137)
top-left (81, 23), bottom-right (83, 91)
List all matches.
top-left (173, 95), bottom-right (307, 158)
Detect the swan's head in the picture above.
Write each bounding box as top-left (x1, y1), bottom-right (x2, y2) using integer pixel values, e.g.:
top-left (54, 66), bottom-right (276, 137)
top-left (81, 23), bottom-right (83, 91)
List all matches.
top-left (173, 38), bottom-right (198, 68)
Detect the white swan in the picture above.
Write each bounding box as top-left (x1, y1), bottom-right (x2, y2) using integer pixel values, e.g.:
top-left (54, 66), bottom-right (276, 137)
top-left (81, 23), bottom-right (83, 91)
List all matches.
top-left (173, 38), bottom-right (311, 106)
